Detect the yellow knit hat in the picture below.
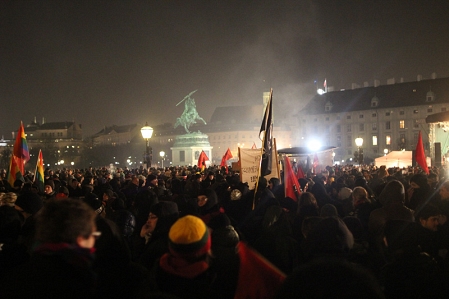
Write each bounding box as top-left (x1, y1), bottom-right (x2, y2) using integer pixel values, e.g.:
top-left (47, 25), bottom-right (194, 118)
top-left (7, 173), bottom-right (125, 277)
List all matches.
top-left (168, 215), bottom-right (211, 257)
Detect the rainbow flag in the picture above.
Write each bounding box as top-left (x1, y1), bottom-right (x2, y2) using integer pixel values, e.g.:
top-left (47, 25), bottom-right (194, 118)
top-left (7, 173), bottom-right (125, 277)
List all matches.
top-left (13, 121), bottom-right (30, 174)
top-left (34, 149), bottom-right (45, 192)
top-left (7, 155), bottom-right (24, 187)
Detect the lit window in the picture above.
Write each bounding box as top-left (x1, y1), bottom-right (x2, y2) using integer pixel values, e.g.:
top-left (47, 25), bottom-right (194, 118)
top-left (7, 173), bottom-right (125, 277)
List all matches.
top-left (373, 135), bottom-right (378, 146)
top-left (400, 120), bottom-right (405, 129)
top-left (386, 135), bottom-right (391, 145)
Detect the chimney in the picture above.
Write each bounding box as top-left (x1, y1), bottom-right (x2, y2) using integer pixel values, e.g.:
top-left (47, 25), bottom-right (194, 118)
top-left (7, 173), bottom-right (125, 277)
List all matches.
top-left (374, 80), bottom-right (380, 87)
top-left (387, 78), bottom-right (395, 85)
top-left (400, 77), bottom-right (404, 83)
top-left (42, 117), bottom-right (45, 124)
top-left (351, 83), bottom-right (360, 89)
top-left (417, 74), bottom-right (422, 81)
top-left (363, 81), bottom-right (369, 87)
top-left (431, 72), bottom-right (437, 79)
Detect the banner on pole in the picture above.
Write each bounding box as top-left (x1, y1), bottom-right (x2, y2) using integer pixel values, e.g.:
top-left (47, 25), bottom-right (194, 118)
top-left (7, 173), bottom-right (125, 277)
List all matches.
top-left (239, 146), bottom-right (279, 190)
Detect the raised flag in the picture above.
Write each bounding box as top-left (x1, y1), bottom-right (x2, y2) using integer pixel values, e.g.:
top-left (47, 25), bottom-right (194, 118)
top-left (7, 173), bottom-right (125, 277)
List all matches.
top-left (296, 164), bottom-right (305, 180)
top-left (324, 79), bottom-right (327, 88)
top-left (259, 90), bottom-right (273, 176)
top-left (7, 156), bottom-right (24, 187)
top-left (34, 149), bottom-right (45, 192)
top-left (220, 148), bottom-right (233, 174)
top-left (13, 121), bottom-right (30, 174)
top-left (312, 153), bottom-right (321, 173)
top-left (415, 131), bottom-right (429, 174)
top-left (284, 156), bottom-right (300, 202)
top-left (197, 150), bottom-right (209, 172)
top-left (251, 142), bottom-right (257, 149)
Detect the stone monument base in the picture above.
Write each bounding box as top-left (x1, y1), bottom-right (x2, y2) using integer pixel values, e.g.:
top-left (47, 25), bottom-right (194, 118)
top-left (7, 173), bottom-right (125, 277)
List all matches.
top-left (170, 132), bottom-right (213, 166)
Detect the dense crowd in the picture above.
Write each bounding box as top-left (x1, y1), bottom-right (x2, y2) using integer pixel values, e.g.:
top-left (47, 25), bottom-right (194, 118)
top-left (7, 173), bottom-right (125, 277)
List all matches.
top-left (1, 163), bottom-right (449, 298)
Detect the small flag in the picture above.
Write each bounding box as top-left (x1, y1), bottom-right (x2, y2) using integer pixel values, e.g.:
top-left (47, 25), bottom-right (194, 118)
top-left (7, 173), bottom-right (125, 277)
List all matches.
top-left (34, 149), bottom-right (45, 192)
top-left (251, 142), bottom-right (257, 149)
top-left (296, 165), bottom-right (305, 180)
top-left (415, 131), bottom-right (429, 174)
top-left (259, 90), bottom-right (273, 176)
top-left (323, 79), bottom-right (327, 88)
top-left (312, 153), bottom-right (320, 173)
top-left (7, 156), bottom-right (24, 187)
top-left (13, 121), bottom-right (30, 174)
top-left (197, 150), bottom-right (209, 172)
top-left (284, 156), bottom-right (301, 202)
top-left (220, 148), bottom-right (233, 173)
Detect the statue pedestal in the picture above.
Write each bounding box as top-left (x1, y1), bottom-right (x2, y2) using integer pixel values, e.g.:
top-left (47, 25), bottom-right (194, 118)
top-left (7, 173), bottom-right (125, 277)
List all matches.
top-left (170, 132), bottom-right (213, 166)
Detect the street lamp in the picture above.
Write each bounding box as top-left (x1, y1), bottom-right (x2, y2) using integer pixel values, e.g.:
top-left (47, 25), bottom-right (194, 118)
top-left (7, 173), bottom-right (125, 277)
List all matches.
top-left (384, 148), bottom-right (388, 156)
top-left (332, 152), bottom-right (336, 165)
top-left (140, 122), bottom-right (154, 169)
top-left (355, 137), bottom-right (364, 165)
top-left (160, 151), bottom-right (165, 169)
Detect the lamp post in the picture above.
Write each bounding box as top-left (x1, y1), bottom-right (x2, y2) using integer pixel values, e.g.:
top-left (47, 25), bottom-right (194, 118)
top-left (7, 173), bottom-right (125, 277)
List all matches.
top-left (355, 137), bottom-right (364, 165)
top-left (160, 151), bottom-right (165, 169)
top-left (140, 123), bottom-right (154, 169)
top-left (384, 148), bottom-right (388, 156)
top-left (332, 152), bottom-right (336, 165)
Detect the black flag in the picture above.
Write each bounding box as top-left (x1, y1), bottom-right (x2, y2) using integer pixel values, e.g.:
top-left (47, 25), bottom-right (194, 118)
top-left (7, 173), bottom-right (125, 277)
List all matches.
top-left (259, 90), bottom-right (273, 176)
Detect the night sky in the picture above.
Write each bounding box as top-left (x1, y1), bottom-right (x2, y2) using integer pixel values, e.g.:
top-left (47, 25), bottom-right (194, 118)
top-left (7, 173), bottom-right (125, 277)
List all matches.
top-left (1, 1), bottom-right (449, 137)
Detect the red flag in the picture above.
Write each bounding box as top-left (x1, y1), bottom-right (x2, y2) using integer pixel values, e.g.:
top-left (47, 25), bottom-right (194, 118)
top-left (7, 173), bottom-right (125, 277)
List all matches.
top-left (415, 131), bottom-right (429, 174)
top-left (13, 121), bottom-right (30, 174)
top-left (220, 148), bottom-right (233, 173)
top-left (284, 156), bottom-right (301, 202)
top-left (296, 165), bottom-right (305, 180)
top-left (324, 79), bottom-right (327, 88)
top-left (197, 150), bottom-right (209, 171)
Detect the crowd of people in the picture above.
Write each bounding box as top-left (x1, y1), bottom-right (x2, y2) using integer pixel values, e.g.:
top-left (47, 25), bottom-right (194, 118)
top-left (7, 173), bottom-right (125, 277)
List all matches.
top-left (1, 162), bottom-right (449, 298)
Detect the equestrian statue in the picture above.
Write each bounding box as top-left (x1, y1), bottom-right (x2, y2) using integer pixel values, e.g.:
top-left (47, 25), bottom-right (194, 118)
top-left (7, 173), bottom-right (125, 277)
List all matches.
top-left (174, 90), bottom-right (207, 134)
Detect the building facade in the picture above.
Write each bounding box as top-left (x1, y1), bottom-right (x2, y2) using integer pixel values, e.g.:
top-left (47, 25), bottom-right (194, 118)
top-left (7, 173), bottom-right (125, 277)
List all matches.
top-left (297, 76), bottom-right (449, 165)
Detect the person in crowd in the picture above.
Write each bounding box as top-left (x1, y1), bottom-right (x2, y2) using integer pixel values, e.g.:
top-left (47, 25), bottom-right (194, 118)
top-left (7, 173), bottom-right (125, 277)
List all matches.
top-left (292, 192), bottom-right (320, 243)
top-left (154, 215), bottom-right (286, 299)
top-left (137, 201), bottom-right (179, 269)
top-left (381, 219), bottom-right (447, 299)
top-left (3, 199), bottom-right (98, 298)
top-left (407, 173), bottom-right (432, 211)
top-left (369, 180), bottom-right (415, 251)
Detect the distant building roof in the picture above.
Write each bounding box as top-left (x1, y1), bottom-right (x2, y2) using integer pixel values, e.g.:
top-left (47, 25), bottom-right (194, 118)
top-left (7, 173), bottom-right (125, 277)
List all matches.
top-left (301, 77), bottom-right (449, 115)
top-left (93, 124), bottom-right (138, 136)
top-left (25, 121), bottom-right (76, 132)
top-left (208, 105), bottom-right (263, 126)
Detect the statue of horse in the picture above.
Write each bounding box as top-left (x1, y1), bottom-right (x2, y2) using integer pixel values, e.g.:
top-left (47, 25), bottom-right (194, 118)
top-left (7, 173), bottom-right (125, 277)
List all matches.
top-left (174, 90), bottom-right (207, 134)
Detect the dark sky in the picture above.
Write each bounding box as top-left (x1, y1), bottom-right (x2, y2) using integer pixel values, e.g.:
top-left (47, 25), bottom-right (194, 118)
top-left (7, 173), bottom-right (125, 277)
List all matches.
top-left (1, 0), bottom-right (449, 137)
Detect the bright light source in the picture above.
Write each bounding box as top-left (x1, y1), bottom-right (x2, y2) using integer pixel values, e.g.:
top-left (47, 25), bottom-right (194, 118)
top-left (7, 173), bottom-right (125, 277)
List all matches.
top-left (317, 88), bottom-right (325, 95)
top-left (355, 137), bottom-right (363, 147)
top-left (308, 140), bottom-right (322, 152)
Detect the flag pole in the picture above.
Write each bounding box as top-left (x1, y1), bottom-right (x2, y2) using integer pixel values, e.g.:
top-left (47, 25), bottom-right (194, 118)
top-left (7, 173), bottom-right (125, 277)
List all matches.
top-left (253, 134), bottom-right (265, 210)
top-left (33, 151), bottom-right (39, 183)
